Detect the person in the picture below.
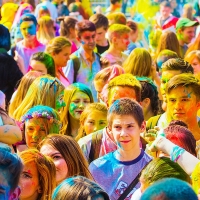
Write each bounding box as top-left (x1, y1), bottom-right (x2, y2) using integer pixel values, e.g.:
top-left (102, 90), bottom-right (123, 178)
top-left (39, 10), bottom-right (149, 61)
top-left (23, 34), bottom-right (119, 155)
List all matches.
top-left (19, 149), bottom-right (56, 200)
top-left (140, 178), bottom-right (198, 200)
top-left (89, 98), bottom-right (152, 199)
top-left (60, 83), bottom-right (94, 137)
top-left (89, 13), bottom-right (110, 54)
top-left (76, 103), bottom-right (107, 141)
top-left (0, 146), bottom-right (23, 199)
top-left (101, 24), bottom-right (131, 66)
top-left (63, 20), bottom-right (102, 101)
top-left (105, 0), bottom-right (121, 15)
top-left (182, 4), bottom-right (197, 21)
top-left (46, 36), bottom-right (71, 87)
top-left (0, 24), bottom-right (23, 105)
top-left (14, 13), bottom-right (46, 72)
top-left (52, 176), bottom-right (110, 200)
top-left (185, 34), bottom-right (200, 57)
top-left (38, 134), bottom-right (93, 185)
top-left (176, 17), bottom-right (199, 57)
top-left (169, 0), bottom-right (180, 18)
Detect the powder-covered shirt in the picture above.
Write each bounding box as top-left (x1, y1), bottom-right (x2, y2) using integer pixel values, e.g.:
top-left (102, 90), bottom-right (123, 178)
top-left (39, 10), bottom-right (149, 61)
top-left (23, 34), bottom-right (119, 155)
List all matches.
top-left (89, 150), bottom-right (152, 200)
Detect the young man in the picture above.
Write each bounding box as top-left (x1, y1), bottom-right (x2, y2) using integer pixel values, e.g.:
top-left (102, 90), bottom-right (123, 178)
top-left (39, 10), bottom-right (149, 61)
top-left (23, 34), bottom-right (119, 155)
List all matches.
top-left (101, 24), bottom-right (131, 66)
top-left (176, 18), bottom-right (199, 57)
top-left (89, 98), bottom-right (152, 199)
top-left (89, 13), bottom-right (110, 54)
top-left (15, 13), bottom-right (45, 72)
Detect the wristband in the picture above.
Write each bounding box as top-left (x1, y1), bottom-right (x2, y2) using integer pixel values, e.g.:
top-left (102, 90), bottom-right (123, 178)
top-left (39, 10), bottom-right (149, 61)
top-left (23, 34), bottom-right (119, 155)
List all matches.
top-left (170, 145), bottom-right (185, 163)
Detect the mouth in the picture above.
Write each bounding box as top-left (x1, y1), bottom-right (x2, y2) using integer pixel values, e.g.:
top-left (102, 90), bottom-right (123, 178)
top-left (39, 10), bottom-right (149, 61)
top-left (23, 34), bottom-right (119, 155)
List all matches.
top-left (76, 110), bottom-right (83, 114)
top-left (174, 113), bottom-right (185, 116)
top-left (120, 140), bottom-right (131, 144)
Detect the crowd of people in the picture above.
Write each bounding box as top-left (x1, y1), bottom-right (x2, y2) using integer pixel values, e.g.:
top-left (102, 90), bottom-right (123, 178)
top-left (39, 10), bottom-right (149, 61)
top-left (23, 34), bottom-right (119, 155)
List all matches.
top-left (1, 0), bottom-right (200, 199)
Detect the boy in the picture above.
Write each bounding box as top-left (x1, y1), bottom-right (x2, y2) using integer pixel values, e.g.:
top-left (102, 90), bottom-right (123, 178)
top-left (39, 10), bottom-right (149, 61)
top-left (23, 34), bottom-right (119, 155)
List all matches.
top-left (101, 24), bottom-right (131, 65)
top-left (89, 98), bottom-right (152, 199)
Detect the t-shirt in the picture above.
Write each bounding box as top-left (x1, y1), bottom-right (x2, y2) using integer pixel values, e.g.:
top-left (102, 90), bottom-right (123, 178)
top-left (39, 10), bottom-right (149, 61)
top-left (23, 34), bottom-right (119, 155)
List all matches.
top-left (96, 42), bottom-right (109, 54)
top-left (89, 150), bottom-right (152, 200)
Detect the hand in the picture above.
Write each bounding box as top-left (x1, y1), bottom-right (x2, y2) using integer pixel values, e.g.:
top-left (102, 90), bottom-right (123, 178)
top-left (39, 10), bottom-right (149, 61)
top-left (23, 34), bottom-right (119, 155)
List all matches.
top-left (148, 135), bottom-right (166, 152)
top-left (100, 57), bottom-right (110, 68)
top-left (145, 126), bottom-right (160, 143)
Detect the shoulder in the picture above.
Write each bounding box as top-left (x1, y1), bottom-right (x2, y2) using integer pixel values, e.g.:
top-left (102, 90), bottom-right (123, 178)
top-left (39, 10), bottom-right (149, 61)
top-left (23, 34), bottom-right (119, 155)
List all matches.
top-left (78, 133), bottom-right (92, 147)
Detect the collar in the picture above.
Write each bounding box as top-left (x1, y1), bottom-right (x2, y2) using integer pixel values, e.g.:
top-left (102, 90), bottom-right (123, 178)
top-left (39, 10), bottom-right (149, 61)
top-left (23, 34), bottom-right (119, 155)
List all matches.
top-left (79, 46), bottom-right (95, 62)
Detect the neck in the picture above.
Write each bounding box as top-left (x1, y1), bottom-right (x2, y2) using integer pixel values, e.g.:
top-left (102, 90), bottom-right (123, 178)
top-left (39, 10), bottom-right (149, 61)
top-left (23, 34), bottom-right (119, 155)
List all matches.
top-left (96, 38), bottom-right (108, 46)
top-left (107, 45), bottom-right (122, 57)
top-left (69, 115), bottom-right (80, 138)
top-left (82, 46), bottom-right (93, 57)
top-left (179, 39), bottom-right (185, 46)
top-left (187, 120), bottom-right (200, 140)
top-left (144, 109), bottom-right (154, 122)
top-left (23, 37), bottom-right (40, 48)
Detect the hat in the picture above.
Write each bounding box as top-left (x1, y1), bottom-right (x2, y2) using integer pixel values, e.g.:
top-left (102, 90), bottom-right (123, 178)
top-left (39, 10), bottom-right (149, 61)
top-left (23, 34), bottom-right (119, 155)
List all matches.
top-left (176, 18), bottom-right (199, 29)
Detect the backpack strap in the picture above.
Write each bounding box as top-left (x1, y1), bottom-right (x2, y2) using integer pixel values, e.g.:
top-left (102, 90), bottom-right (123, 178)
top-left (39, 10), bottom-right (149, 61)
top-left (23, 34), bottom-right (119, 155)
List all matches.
top-left (146, 115), bottom-right (161, 131)
top-left (71, 55), bottom-right (80, 83)
top-left (89, 130), bottom-right (103, 163)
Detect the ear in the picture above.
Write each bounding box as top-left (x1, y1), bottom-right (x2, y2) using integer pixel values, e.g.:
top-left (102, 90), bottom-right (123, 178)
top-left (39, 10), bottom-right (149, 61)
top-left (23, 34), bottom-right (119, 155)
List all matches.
top-left (9, 186), bottom-right (21, 200)
top-left (140, 121), bottom-right (146, 132)
top-left (112, 36), bottom-right (118, 44)
top-left (37, 186), bottom-right (42, 194)
top-left (141, 98), bottom-right (150, 109)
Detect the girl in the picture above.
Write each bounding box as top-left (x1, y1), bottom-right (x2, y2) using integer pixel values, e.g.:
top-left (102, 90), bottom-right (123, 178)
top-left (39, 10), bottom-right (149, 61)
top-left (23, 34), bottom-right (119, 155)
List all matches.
top-left (38, 134), bottom-right (93, 185)
top-left (60, 83), bottom-right (94, 137)
top-left (19, 149), bottom-right (56, 200)
top-left (76, 103), bottom-right (107, 141)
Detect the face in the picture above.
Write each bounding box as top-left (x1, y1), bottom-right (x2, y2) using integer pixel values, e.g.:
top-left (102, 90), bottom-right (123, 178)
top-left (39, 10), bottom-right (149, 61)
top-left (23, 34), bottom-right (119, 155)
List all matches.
top-left (69, 91), bottom-right (91, 120)
top-left (160, 6), bottom-right (171, 18)
top-left (29, 60), bottom-right (47, 75)
top-left (20, 21), bottom-right (37, 40)
top-left (111, 115), bottom-right (145, 151)
top-left (95, 27), bottom-right (107, 43)
top-left (179, 26), bottom-right (195, 44)
top-left (19, 162), bottom-right (40, 200)
top-left (167, 86), bottom-right (200, 124)
top-left (161, 70), bottom-right (181, 102)
top-left (25, 118), bottom-right (47, 148)
top-left (129, 30), bottom-right (138, 43)
top-left (56, 90), bottom-right (66, 111)
top-left (191, 57), bottom-right (200, 74)
top-left (78, 31), bottom-right (96, 51)
top-left (52, 46), bottom-right (71, 68)
top-left (116, 33), bottom-right (130, 51)
top-left (40, 144), bottom-right (68, 185)
top-left (108, 86), bottom-right (137, 107)
top-left (83, 110), bottom-right (107, 135)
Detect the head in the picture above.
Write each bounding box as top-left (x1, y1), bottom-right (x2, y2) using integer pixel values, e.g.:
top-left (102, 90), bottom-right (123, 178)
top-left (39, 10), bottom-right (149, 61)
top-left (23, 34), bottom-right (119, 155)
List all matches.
top-left (0, 146), bottom-right (23, 200)
top-left (141, 178), bottom-right (197, 200)
top-left (166, 73), bottom-right (200, 123)
top-left (21, 105), bottom-right (61, 148)
top-left (182, 4), bottom-right (195, 21)
top-left (76, 103), bottom-right (108, 141)
top-left (30, 52), bottom-right (55, 76)
top-left (89, 14), bottom-right (109, 43)
top-left (60, 83), bottom-right (94, 135)
top-left (123, 48), bottom-right (152, 77)
top-left (38, 6), bottom-right (50, 18)
top-left (110, 0), bottom-right (121, 7)
top-left (107, 73), bottom-right (141, 107)
top-left (0, 24), bottom-right (11, 51)
top-left (176, 18), bottom-right (199, 45)
top-left (107, 12), bottom-right (126, 26)
top-left (23, 0), bottom-right (36, 10)
top-left (148, 28), bottom-right (162, 50)
top-left (38, 135), bottom-right (93, 185)
top-left (52, 176), bottom-right (109, 200)
top-left (160, 1), bottom-right (172, 19)
top-left (140, 157), bottom-right (191, 193)
top-left (19, 149), bottom-right (56, 200)
top-left (126, 20), bottom-right (138, 43)
top-left (46, 36), bottom-right (71, 68)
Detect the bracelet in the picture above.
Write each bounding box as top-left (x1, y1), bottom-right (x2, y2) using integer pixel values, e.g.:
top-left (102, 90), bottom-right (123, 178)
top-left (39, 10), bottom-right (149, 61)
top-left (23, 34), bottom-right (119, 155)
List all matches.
top-left (170, 145), bottom-right (185, 163)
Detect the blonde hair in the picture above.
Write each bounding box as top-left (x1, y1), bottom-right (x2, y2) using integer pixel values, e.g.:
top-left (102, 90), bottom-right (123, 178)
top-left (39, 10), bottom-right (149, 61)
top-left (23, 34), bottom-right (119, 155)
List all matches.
top-left (19, 149), bottom-right (56, 200)
top-left (13, 75), bottom-right (65, 121)
top-left (9, 71), bottom-right (43, 117)
top-left (76, 103), bottom-right (107, 141)
top-left (182, 4), bottom-right (194, 21)
top-left (37, 16), bottom-right (55, 45)
top-left (185, 50), bottom-right (200, 65)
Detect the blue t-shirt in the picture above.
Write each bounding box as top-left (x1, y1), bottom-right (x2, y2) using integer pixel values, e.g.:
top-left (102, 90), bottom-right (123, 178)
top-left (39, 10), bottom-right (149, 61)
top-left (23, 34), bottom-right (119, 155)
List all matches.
top-left (89, 150), bottom-right (152, 200)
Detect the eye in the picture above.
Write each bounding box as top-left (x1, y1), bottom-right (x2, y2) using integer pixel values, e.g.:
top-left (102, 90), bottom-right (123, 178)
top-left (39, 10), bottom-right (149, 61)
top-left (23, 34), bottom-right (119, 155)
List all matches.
top-left (169, 99), bottom-right (176, 102)
top-left (73, 100), bottom-right (79, 103)
top-left (182, 98), bottom-right (189, 102)
top-left (127, 125), bottom-right (134, 128)
top-left (27, 127), bottom-right (34, 131)
top-left (52, 155), bottom-right (61, 160)
top-left (88, 121), bottom-right (94, 124)
top-left (100, 121), bottom-right (106, 126)
top-left (21, 172), bottom-right (32, 179)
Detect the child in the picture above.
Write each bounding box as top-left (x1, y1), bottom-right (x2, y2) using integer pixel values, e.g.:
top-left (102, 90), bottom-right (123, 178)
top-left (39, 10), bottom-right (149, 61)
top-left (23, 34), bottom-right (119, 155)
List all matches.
top-left (76, 103), bottom-right (107, 141)
top-left (89, 98), bottom-right (152, 199)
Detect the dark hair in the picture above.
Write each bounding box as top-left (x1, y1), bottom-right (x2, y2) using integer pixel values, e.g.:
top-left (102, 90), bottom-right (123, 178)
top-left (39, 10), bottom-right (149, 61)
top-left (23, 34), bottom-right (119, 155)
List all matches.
top-left (30, 52), bottom-right (55, 76)
top-left (19, 13), bottom-right (37, 26)
top-left (160, 1), bottom-right (171, 8)
top-left (75, 20), bottom-right (96, 38)
top-left (110, 0), bottom-right (120, 4)
top-left (89, 13), bottom-right (109, 30)
top-left (0, 24), bottom-right (11, 51)
top-left (126, 20), bottom-right (138, 32)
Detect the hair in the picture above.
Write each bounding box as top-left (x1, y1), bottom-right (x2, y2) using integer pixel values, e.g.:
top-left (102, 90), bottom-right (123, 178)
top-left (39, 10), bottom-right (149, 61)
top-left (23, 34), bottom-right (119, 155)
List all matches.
top-left (123, 48), bottom-right (152, 77)
top-left (0, 24), bottom-right (11, 51)
top-left (107, 24), bottom-right (131, 42)
top-left (182, 4), bottom-right (194, 21)
top-left (164, 121), bottom-right (197, 156)
top-left (161, 58), bottom-right (194, 73)
top-left (37, 16), bottom-right (55, 45)
top-left (30, 52), bottom-right (55, 76)
top-left (60, 83), bottom-right (94, 135)
top-left (52, 176), bottom-right (109, 200)
top-left (76, 103), bottom-right (108, 141)
top-left (38, 6), bottom-right (51, 18)
top-left (141, 178), bottom-right (197, 200)
top-left (19, 149), bottom-right (56, 200)
top-left (46, 36), bottom-right (71, 55)
top-left (185, 35), bottom-right (200, 56)
top-left (108, 98), bottom-right (144, 128)
top-left (0, 146), bottom-right (23, 192)
top-left (107, 12), bottom-right (126, 25)
top-left (110, 0), bottom-right (120, 4)
top-left (156, 31), bottom-right (182, 58)
top-left (185, 50), bottom-right (200, 67)
top-left (8, 71), bottom-right (43, 117)
top-left (89, 13), bottom-right (109, 30)
top-left (59, 16), bottom-right (78, 37)
top-left (165, 73), bottom-right (200, 100)
top-left (126, 20), bottom-right (138, 32)
top-left (160, 1), bottom-right (171, 8)
top-left (38, 135), bottom-right (93, 181)
top-left (68, 2), bottom-right (88, 19)
top-left (23, 0), bottom-right (36, 10)
top-left (19, 13), bottom-right (37, 26)
top-left (13, 75), bottom-right (65, 121)
top-left (148, 29), bottom-right (162, 50)
top-left (107, 74), bottom-right (141, 102)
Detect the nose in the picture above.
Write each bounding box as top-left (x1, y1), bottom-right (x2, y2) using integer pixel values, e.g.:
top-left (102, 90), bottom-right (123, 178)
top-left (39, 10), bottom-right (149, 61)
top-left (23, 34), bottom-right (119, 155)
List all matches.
top-left (32, 131), bottom-right (39, 141)
top-left (120, 128), bottom-right (128, 137)
top-left (174, 101), bottom-right (183, 110)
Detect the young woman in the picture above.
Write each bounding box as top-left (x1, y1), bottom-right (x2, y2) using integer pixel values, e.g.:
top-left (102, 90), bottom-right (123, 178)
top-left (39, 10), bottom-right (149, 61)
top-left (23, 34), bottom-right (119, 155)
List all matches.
top-left (60, 83), bottom-right (94, 137)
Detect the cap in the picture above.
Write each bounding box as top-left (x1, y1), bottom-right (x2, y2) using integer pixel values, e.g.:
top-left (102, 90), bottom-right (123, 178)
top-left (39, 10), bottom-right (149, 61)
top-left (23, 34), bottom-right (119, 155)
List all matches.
top-left (176, 18), bottom-right (199, 29)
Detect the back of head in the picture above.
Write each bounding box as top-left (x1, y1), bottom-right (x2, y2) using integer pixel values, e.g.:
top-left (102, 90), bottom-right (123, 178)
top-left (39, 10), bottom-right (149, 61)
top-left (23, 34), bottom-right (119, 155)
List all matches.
top-left (107, 12), bottom-right (126, 26)
top-left (141, 178), bottom-right (198, 200)
top-left (0, 24), bottom-right (11, 51)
